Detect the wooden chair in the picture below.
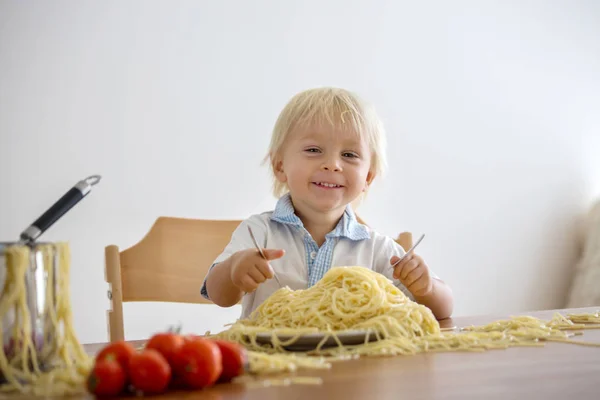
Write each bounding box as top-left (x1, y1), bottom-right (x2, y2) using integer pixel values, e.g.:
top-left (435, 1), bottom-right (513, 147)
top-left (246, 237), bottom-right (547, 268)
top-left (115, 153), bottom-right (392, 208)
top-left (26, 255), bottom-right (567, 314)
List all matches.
top-left (105, 217), bottom-right (242, 342)
top-left (395, 232), bottom-right (413, 253)
top-left (105, 216), bottom-right (414, 342)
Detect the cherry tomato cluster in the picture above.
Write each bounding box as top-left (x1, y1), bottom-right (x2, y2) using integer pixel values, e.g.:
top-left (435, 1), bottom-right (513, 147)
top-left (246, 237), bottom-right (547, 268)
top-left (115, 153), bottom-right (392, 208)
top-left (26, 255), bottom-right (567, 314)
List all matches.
top-left (87, 333), bottom-right (247, 397)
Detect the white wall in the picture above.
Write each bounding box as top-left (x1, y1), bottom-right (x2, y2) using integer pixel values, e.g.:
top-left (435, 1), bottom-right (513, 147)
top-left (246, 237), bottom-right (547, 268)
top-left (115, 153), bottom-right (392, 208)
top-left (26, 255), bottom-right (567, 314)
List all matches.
top-left (1, 1), bottom-right (599, 344)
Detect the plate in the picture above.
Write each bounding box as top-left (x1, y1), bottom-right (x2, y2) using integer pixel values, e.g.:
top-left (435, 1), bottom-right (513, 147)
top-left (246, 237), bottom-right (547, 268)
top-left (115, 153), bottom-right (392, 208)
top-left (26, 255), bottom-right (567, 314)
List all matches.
top-left (252, 330), bottom-right (378, 351)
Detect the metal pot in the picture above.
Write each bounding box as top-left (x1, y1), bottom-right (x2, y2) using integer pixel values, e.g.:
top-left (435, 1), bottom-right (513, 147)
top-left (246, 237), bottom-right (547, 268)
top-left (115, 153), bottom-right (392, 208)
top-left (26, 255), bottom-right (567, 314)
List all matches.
top-left (0, 242), bottom-right (58, 378)
top-left (0, 175), bottom-right (101, 383)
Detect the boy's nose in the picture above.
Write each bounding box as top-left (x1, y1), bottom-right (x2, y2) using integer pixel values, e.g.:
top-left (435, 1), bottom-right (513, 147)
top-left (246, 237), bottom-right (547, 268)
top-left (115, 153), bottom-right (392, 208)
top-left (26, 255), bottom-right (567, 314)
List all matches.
top-left (321, 157), bottom-right (342, 172)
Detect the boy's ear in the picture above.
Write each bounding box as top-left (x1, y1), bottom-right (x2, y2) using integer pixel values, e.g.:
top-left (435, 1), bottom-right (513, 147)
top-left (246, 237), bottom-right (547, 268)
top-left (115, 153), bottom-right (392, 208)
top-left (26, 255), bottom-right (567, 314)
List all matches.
top-left (273, 157), bottom-right (287, 183)
top-left (364, 170), bottom-right (375, 191)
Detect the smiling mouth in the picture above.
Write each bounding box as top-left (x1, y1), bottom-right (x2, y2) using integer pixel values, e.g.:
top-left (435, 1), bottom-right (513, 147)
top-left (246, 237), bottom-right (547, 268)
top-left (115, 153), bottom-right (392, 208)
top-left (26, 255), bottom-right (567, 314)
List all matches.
top-left (313, 182), bottom-right (343, 188)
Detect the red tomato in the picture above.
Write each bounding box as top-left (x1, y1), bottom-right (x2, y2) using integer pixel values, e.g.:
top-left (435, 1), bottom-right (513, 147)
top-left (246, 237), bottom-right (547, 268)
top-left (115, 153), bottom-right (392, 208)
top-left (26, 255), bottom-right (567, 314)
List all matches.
top-left (183, 334), bottom-right (199, 342)
top-left (95, 341), bottom-right (136, 370)
top-left (174, 338), bottom-right (222, 389)
top-left (87, 359), bottom-right (126, 396)
top-left (213, 339), bottom-right (248, 382)
top-left (129, 349), bottom-right (171, 395)
top-left (145, 332), bottom-right (184, 366)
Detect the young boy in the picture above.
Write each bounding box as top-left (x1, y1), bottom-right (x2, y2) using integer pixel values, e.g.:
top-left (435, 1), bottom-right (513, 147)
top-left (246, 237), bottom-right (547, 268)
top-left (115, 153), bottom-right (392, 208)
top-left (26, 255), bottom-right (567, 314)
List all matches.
top-left (201, 87), bottom-right (453, 320)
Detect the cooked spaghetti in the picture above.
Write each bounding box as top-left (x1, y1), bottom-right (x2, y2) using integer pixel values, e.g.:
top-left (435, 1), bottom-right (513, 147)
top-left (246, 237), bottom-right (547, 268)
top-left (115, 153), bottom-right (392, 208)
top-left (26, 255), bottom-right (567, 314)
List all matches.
top-left (216, 266), bottom-right (600, 375)
top-left (0, 244), bottom-right (92, 397)
top-left (2, 246), bottom-right (599, 394)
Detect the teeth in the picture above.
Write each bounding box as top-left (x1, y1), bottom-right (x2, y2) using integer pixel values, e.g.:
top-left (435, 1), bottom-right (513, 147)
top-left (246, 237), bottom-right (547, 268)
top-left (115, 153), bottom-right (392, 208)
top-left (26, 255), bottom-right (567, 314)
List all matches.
top-left (316, 182), bottom-right (340, 188)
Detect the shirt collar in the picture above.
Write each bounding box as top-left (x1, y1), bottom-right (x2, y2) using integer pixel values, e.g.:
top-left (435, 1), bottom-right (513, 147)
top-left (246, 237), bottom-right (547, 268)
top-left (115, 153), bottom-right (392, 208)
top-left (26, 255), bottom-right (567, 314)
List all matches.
top-left (271, 193), bottom-right (370, 241)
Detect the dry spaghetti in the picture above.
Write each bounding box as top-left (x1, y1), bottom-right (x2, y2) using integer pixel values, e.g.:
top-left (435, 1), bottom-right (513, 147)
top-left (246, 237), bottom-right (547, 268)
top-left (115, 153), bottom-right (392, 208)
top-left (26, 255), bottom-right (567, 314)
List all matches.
top-left (216, 266), bottom-right (600, 375)
top-left (0, 244), bottom-right (92, 397)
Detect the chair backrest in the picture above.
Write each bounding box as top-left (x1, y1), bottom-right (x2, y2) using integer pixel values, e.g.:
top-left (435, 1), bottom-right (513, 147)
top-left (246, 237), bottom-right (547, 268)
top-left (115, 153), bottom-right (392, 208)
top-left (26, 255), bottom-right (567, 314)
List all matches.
top-left (105, 216), bottom-right (242, 342)
top-left (396, 232), bottom-right (413, 252)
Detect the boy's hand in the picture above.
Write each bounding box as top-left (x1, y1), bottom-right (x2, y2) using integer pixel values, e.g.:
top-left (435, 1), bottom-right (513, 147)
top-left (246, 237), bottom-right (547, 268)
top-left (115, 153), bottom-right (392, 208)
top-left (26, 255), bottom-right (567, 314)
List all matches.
top-left (230, 248), bottom-right (285, 293)
top-left (389, 253), bottom-right (433, 297)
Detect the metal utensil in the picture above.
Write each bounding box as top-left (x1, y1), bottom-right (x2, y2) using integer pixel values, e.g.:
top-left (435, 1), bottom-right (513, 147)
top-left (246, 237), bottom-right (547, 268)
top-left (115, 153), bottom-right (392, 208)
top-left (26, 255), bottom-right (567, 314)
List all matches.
top-left (247, 226), bottom-right (282, 287)
top-left (391, 233), bottom-right (425, 268)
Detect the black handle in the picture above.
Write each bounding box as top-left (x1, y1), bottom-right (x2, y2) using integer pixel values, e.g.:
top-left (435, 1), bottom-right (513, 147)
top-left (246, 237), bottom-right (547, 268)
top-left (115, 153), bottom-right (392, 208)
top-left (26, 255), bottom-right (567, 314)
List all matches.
top-left (32, 187), bottom-right (84, 234)
top-left (19, 175), bottom-right (101, 244)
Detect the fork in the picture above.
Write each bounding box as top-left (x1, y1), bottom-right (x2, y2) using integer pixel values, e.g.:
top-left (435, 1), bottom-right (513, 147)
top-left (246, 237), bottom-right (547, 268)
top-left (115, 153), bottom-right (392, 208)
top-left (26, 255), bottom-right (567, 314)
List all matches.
top-left (247, 226), bottom-right (282, 287)
top-left (391, 233), bottom-right (425, 268)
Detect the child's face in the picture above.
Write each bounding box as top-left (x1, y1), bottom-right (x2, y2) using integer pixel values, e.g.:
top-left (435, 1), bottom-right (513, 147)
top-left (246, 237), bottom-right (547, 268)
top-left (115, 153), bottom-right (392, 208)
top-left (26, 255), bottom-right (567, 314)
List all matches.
top-left (274, 124), bottom-right (374, 216)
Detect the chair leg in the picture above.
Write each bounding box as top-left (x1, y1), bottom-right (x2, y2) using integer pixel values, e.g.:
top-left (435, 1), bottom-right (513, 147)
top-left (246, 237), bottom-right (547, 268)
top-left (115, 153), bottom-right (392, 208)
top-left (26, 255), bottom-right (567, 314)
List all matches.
top-left (105, 245), bottom-right (125, 342)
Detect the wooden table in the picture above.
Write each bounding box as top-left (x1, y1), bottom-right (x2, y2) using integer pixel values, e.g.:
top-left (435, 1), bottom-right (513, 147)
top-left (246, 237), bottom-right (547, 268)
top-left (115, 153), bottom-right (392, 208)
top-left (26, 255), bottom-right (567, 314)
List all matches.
top-left (80, 307), bottom-right (600, 400)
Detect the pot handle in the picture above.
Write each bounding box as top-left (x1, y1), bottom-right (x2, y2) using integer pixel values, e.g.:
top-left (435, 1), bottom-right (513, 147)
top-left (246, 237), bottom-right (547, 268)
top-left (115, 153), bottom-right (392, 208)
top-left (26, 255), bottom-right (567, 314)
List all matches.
top-left (19, 175), bottom-right (102, 244)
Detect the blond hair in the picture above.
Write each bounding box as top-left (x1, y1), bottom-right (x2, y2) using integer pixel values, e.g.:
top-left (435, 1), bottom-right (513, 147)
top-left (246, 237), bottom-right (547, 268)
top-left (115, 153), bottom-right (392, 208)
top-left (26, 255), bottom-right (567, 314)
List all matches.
top-left (265, 87), bottom-right (387, 198)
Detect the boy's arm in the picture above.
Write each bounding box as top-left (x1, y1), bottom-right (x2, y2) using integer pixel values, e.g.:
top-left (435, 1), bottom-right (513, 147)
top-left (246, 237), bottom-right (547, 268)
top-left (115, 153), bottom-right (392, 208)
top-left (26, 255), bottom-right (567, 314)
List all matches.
top-left (391, 252), bottom-right (454, 319)
top-left (204, 248), bottom-right (284, 307)
top-left (204, 255), bottom-right (244, 307)
top-left (373, 233), bottom-right (454, 320)
top-left (413, 278), bottom-right (454, 320)
top-left (200, 218), bottom-right (259, 306)
top-left (201, 216), bottom-right (284, 307)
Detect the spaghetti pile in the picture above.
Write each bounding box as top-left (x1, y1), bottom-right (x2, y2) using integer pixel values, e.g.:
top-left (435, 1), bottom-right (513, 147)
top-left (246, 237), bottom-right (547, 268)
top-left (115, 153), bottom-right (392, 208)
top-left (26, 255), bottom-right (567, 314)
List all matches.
top-left (0, 244), bottom-right (92, 397)
top-left (220, 267), bottom-right (439, 351)
top-left (216, 266), bottom-right (600, 375)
